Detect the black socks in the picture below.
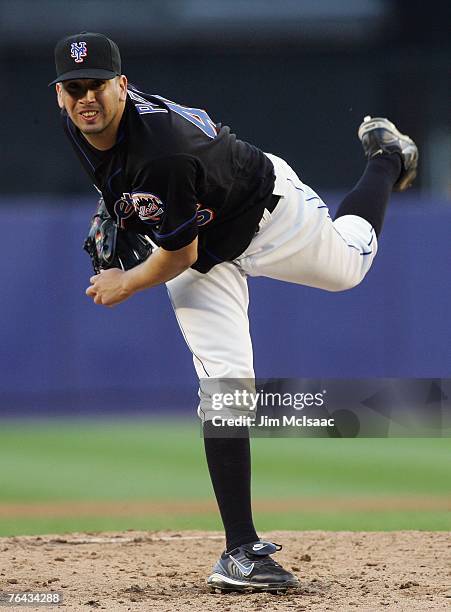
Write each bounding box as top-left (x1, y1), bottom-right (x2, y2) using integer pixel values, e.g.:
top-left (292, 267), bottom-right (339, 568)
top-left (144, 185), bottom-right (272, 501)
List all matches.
top-left (334, 153), bottom-right (402, 237)
top-left (203, 421), bottom-right (258, 551)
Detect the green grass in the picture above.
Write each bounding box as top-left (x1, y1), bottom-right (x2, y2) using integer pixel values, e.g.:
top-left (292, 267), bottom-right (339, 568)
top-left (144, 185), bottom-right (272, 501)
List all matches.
top-left (1, 511), bottom-right (450, 537)
top-left (0, 419), bottom-right (449, 535)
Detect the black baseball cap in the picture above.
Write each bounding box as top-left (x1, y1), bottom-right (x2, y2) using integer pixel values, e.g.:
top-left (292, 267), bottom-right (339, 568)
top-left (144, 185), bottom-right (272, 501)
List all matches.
top-left (49, 32), bottom-right (121, 86)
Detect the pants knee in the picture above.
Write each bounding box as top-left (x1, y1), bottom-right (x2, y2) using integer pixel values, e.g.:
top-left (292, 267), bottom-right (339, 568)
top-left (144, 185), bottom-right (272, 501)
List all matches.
top-left (197, 376), bottom-right (256, 422)
top-left (326, 274), bottom-right (364, 292)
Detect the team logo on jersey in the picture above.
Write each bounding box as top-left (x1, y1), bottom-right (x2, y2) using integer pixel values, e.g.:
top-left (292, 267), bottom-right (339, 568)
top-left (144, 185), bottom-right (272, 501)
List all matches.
top-left (131, 192), bottom-right (164, 222)
top-left (196, 203), bottom-right (215, 226)
top-left (70, 42), bottom-right (87, 63)
top-left (114, 197), bottom-right (135, 229)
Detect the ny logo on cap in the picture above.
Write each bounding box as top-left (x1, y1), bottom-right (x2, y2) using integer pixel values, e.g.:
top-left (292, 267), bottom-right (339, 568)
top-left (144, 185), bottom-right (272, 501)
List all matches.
top-left (70, 42), bottom-right (87, 63)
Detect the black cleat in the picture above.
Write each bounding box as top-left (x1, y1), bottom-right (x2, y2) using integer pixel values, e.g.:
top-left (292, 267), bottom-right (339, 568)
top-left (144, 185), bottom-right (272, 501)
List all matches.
top-left (358, 115), bottom-right (419, 191)
top-left (207, 540), bottom-right (299, 593)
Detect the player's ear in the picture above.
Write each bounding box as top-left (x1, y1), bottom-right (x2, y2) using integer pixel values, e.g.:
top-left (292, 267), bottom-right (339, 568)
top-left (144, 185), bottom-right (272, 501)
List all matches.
top-left (118, 75), bottom-right (128, 101)
top-left (55, 83), bottom-right (64, 109)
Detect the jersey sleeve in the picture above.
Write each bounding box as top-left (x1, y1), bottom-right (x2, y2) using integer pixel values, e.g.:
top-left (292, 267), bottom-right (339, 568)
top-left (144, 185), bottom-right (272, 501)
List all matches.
top-left (132, 155), bottom-right (200, 251)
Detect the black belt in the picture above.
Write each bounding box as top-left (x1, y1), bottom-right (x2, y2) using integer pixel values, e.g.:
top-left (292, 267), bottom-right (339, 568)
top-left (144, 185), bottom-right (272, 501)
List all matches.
top-left (255, 195), bottom-right (280, 235)
top-left (267, 194), bottom-right (280, 214)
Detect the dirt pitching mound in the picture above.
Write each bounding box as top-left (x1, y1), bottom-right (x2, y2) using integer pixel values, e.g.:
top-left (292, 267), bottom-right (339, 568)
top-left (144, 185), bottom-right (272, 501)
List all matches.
top-left (0, 530), bottom-right (449, 611)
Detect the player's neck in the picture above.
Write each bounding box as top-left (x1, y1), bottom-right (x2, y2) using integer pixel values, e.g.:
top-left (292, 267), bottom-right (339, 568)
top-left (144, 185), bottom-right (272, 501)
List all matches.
top-left (82, 102), bottom-right (126, 151)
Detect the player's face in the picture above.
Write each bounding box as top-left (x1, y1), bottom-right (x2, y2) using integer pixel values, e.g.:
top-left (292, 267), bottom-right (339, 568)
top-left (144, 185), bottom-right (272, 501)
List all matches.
top-left (56, 76), bottom-right (127, 138)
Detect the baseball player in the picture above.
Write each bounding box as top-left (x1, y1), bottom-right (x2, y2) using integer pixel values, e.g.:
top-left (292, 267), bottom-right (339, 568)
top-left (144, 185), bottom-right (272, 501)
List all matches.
top-left (51, 32), bottom-right (418, 592)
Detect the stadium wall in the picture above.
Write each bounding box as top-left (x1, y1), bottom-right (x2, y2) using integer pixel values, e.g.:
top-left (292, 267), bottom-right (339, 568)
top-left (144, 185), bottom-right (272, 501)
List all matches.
top-left (1, 195), bottom-right (449, 416)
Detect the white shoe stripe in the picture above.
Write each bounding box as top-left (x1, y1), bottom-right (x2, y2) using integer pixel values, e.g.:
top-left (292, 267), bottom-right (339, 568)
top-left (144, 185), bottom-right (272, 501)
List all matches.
top-left (207, 572), bottom-right (268, 587)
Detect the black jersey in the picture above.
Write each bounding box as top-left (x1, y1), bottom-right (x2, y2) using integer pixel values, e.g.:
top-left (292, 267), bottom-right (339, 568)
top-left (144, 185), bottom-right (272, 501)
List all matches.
top-left (62, 85), bottom-right (276, 273)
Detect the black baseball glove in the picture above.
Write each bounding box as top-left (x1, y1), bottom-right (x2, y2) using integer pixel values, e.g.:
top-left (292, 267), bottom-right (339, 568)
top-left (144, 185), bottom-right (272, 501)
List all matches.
top-left (83, 198), bottom-right (153, 274)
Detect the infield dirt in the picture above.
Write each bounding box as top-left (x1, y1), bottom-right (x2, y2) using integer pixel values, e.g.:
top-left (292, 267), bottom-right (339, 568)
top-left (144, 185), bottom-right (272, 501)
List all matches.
top-left (0, 530), bottom-right (449, 611)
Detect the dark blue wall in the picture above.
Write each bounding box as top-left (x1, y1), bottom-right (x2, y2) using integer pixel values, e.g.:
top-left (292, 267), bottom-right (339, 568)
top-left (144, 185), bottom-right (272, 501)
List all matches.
top-left (1, 195), bottom-right (450, 416)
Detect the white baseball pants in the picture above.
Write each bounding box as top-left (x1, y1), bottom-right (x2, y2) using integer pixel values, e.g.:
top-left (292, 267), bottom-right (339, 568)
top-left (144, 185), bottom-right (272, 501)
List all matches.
top-left (166, 153), bottom-right (377, 421)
